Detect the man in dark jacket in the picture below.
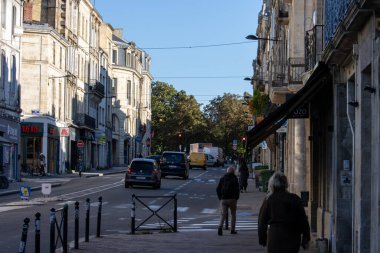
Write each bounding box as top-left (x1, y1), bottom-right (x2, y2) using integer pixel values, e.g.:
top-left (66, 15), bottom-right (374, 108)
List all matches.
top-left (258, 172), bottom-right (310, 253)
top-left (216, 166), bottom-right (240, 235)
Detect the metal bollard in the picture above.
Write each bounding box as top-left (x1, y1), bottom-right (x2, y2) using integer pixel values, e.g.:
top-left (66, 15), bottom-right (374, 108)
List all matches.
top-left (63, 204), bottom-right (68, 253)
top-left (35, 213), bottom-right (41, 253)
top-left (50, 208), bottom-right (56, 253)
top-left (85, 198), bottom-right (90, 242)
top-left (96, 196), bottom-right (102, 237)
top-left (74, 201), bottom-right (79, 249)
top-left (131, 194), bottom-right (135, 234)
top-left (173, 195), bottom-right (177, 232)
top-left (18, 217), bottom-right (30, 253)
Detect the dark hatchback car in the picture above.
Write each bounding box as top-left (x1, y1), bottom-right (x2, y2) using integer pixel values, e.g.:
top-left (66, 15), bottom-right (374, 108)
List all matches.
top-left (160, 151), bottom-right (189, 180)
top-left (125, 158), bottom-right (161, 189)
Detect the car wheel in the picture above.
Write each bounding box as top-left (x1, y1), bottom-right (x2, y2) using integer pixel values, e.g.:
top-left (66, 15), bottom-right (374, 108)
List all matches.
top-left (203, 166), bottom-right (207, 170)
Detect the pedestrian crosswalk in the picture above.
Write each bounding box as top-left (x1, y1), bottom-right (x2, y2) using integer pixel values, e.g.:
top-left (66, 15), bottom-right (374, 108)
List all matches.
top-left (135, 207), bottom-right (258, 232)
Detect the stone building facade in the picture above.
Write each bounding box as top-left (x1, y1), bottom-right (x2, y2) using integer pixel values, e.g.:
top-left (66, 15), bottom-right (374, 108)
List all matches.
top-left (0, 0), bottom-right (23, 181)
top-left (247, 0), bottom-right (380, 252)
top-left (20, 0), bottom-right (152, 173)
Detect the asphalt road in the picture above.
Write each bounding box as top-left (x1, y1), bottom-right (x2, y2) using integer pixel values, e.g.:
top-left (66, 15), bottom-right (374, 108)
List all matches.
top-left (0, 166), bottom-right (257, 253)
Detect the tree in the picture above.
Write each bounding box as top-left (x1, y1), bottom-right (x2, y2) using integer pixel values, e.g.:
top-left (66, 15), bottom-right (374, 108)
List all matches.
top-left (203, 93), bottom-right (252, 157)
top-left (151, 81), bottom-right (206, 153)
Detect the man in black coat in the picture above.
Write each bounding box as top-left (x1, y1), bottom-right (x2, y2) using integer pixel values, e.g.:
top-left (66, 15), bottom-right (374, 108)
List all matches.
top-left (258, 172), bottom-right (310, 253)
top-left (216, 166), bottom-right (240, 235)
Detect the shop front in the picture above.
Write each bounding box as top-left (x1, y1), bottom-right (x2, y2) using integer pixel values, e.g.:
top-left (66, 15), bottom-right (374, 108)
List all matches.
top-left (0, 119), bottom-right (19, 180)
top-left (21, 122), bottom-right (60, 175)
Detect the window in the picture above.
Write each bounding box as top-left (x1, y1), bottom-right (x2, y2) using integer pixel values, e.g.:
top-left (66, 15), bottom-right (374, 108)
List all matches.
top-left (112, 78), bottom-right (117, 96)
top-left (112, 50), bottom-right (117, 64)
top-left (11, 55), bottom-right (16, 95)
top-left (1, 51), bottom-right (7, 91)
top-left (52, 42), bottom-right (56, 65)
top-left (1, 0), bottom-right (6, 28)
top-left (127, 80), bottom-right (131, 105)
top-left (12, 6), bottom-right (16, 35)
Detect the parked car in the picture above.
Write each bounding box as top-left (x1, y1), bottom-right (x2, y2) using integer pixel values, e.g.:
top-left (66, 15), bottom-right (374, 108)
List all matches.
top-left (125, 158), bottom-right (161, 188)
top-left (160, 151), bottom-right (189, 179)
top-left (146, 154), bottom-right (161, 164)
top-left (205, 154), bottom-right (217, 167)
top-left (189, 152), bottom-right (207, 170)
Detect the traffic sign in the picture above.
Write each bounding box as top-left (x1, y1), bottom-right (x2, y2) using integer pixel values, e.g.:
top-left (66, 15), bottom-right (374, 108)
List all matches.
top-left (77, 140), bottom-right (85, 148)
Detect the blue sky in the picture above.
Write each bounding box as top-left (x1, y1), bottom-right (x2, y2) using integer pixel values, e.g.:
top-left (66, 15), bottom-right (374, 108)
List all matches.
top-left (92, 0), bottom-right (260, 106)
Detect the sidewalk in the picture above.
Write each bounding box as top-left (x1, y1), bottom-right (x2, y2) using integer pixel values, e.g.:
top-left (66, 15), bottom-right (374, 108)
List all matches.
top-left (0, 167), bottom-right (127, 197)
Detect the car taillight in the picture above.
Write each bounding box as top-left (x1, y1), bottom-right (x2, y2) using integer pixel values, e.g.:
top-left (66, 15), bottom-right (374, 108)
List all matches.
top-left (127, 166), bottom-right (132, 174)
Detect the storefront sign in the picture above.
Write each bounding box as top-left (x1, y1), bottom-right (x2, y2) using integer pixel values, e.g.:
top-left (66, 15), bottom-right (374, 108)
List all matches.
top-left (289, 104), bottom-right (309, 119)
top-left (60, 128), bottom-right (70, 137)
top-left (48, 124), bottom-right (59, 139)
top-left (21, 123), bottom-right (43, 136)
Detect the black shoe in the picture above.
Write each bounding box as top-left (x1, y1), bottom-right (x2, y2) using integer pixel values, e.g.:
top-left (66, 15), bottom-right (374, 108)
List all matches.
top-left (231, 230), bottom-right (237, 234)
top-left (218, 227), bottom-right (223, 236)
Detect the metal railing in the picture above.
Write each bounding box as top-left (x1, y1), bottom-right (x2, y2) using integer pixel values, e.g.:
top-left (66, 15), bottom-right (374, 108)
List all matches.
top-left (131, 194), bottom-right (177, 234)
top-left (305, 25), bottom-right (324, 71)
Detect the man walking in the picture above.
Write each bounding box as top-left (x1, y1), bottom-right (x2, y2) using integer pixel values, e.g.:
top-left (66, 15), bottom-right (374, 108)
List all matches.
top-left (216, 166), bottom-right (240, 235)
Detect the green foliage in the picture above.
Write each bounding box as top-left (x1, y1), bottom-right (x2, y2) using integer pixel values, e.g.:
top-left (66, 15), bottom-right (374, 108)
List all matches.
top-left (151, 81), bottom-right (207, 153)
top-left (250, 89), bottom-right (270, 116)
top-left (151, 82), bottom-right (253, 158)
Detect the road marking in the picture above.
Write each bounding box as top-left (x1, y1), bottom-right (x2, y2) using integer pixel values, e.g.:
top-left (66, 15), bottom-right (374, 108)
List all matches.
top-left (201, 208), bottom-right (217, 214)
top-left (0, 206), bottom-right (28, 212)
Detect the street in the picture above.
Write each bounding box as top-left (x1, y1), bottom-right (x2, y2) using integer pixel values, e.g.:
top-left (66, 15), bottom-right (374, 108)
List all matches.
top-left (0, 166), bottom-right (263, 253)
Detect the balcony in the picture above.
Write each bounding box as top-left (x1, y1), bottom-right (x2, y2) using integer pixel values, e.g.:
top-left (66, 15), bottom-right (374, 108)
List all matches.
top-left (75, 113), bottom-right (96, 129)
top-left (89, 80), bottom-right (105, 98)
top-left (288, 57), bottom-right (305, 85)
top-left (305, 25), bottom-right (324, 72)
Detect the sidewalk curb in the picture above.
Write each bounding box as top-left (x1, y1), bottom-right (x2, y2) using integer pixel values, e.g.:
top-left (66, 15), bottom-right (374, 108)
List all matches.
top-left (0, 182), bottom-right (62, 197)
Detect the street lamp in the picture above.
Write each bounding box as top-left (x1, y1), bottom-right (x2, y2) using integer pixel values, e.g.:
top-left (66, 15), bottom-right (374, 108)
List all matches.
top-left (245, 34), bottom-right (280, 42)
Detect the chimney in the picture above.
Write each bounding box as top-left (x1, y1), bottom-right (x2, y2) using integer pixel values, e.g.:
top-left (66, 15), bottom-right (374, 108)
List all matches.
top-left (113, 28), bottom-right (124, 39)
top-left (23, 0), bottom-right (34, 22)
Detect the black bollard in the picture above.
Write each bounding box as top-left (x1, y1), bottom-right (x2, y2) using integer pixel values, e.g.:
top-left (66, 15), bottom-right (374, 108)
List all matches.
top-left (85, 198), bottom-right (90, 242)
top-left (50, 208), bottom-right (56, 253)
top-left (18, 217), bottom-right (30, 253)
top-left (173, 195), bottom-right (177, 232)
top-left (96, 196), bottom-right (102, 237)
top-left (63, 204), bottom-right (68, 253)
top-left (74, 201), bottom-right (79, 249)
top-left (35, 213), bottom-right (41, 253)
top-left (131, 194), bottom-right (135, 234)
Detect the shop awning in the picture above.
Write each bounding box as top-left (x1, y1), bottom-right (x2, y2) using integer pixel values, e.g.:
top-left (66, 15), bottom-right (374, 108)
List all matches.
top-left (246, 62), bottom-right (330, 150)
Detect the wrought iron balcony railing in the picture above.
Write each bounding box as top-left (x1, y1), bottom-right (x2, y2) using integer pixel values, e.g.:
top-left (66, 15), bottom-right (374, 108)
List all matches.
top-left (288, 57), bottom-right (305, 84)
top-left (305, 25), bottom-right (324, 72)
top-left (75, 113), bottom-right (96, 129)
top-left (89, 80), bottom-right (105, 98)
